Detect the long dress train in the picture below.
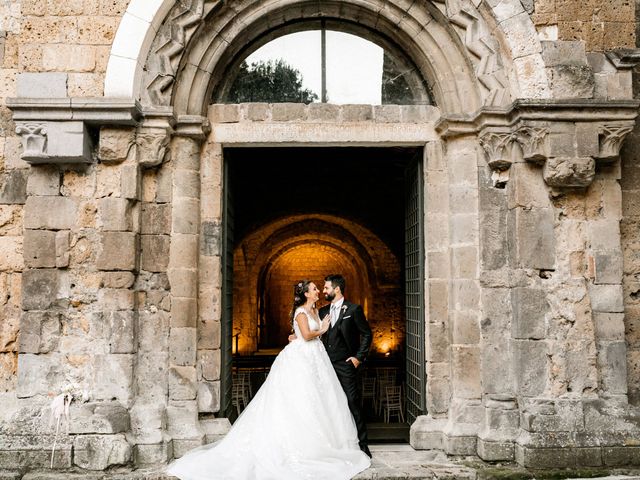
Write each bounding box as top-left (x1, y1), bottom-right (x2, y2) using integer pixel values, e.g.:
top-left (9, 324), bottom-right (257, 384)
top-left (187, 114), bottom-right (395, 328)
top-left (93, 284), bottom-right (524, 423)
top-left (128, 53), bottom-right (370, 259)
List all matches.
top-left (167, 306), bottom-right (371, 480)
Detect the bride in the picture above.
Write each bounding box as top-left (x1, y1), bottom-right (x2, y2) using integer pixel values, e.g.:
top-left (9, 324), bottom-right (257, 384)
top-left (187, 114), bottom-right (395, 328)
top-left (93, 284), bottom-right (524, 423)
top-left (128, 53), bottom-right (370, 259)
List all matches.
top-left (167, 280), bottom-right (371, 480)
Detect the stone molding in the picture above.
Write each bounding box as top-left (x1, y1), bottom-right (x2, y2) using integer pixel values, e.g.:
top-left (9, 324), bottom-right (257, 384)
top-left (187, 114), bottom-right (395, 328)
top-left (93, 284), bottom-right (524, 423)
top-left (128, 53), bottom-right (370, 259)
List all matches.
top-left (8, 98), bottom-right (143, 165)
top-left (437, 99), bottom-right (640, 188)
top-left (605, 48), bottom-right (640, 69)
top-left (6, 99), bottom-right (210, 167)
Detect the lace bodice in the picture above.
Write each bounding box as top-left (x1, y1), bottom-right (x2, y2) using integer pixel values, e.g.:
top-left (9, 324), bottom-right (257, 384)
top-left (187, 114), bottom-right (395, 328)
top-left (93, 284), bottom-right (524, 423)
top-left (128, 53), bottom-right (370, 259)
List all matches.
top-left (293, 307), bottom-right (320, 338)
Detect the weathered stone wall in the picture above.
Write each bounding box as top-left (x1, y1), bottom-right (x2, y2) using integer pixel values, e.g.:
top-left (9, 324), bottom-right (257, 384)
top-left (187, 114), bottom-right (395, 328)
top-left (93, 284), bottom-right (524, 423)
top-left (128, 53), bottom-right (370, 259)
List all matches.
top-left (531, 0), bottom-right (636, 50)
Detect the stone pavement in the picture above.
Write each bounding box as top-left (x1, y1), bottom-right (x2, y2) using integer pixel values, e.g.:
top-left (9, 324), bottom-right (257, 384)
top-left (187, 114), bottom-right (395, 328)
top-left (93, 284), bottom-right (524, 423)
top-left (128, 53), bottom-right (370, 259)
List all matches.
top-left (3, 444), bottom-right (640, 480)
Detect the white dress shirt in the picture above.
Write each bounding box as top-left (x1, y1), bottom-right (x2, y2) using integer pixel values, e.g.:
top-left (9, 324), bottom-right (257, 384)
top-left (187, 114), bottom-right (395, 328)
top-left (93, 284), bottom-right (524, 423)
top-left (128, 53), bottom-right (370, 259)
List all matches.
top-left (330, 297), bottom-right (345, 327)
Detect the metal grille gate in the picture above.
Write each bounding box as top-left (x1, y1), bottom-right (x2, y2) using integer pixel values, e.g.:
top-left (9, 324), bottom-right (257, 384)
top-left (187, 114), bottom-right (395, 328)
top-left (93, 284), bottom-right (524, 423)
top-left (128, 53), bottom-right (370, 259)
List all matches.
top-left (405, 159), bottom-right (426, 424)
top-left (220, 159), bottom-right (235, 417)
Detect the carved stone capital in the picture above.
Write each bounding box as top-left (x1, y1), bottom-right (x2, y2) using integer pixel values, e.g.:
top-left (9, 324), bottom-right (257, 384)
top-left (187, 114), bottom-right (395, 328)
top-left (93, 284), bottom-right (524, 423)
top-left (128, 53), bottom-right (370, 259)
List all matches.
top-left (137, 108), bottom-right (174, 168)
top-left (597, 124), bottom-right (634, 162)
top-left (478, 129), bottom-right (517, 172)
top-left (515, 126), bottom-right (549, 164)
top-left (15, 120), bottom-right (92, 164)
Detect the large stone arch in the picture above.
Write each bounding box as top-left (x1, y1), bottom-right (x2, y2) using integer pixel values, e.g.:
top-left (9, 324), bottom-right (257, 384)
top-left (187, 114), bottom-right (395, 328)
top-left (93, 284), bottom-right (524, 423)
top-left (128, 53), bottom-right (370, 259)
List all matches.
top-left (105, 0), bottom-right (551, 113)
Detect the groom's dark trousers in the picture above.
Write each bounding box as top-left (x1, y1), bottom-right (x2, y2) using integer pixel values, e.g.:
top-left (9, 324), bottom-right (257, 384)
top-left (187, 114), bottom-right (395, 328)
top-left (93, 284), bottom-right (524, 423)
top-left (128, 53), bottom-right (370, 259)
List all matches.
top-left (320, 301), bottom-right (372, 452)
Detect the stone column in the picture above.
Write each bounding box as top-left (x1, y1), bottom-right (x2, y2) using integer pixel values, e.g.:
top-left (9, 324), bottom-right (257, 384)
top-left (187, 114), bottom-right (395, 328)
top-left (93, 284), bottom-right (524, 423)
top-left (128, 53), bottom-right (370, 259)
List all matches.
top-left (165, 129), bottom-right (206, 458)
top-left (411, 141), bottom-right (451, 449)
top-left (441, 135), bottom-right (483, 455)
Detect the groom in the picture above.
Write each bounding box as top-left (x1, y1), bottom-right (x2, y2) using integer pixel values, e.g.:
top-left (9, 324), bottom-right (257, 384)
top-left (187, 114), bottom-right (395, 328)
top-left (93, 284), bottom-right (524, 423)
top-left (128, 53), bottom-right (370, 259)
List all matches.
top-left (320, 274), bottom-right (373, 458)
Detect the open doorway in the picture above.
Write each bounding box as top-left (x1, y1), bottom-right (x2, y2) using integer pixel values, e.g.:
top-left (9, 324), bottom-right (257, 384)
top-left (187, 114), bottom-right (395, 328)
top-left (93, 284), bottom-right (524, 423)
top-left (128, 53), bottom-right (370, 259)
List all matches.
top-left (220, 147), bottom-right (425, 442)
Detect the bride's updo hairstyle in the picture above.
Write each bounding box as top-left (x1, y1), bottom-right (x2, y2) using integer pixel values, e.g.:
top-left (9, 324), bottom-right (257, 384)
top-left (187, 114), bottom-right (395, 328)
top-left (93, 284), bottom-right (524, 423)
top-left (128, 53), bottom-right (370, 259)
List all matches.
top-left (290, 279), bottom-right (311, 326)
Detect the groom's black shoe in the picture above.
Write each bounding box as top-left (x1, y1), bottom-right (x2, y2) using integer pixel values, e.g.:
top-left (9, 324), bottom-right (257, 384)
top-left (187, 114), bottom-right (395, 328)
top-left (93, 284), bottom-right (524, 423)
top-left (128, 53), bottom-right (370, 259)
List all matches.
top-left (360, 444), bottom-right (372, 458)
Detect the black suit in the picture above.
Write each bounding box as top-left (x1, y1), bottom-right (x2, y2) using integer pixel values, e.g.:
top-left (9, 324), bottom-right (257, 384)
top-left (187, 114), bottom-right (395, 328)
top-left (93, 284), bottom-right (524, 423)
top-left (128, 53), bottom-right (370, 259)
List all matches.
top-left (320, 300), bottom-right (372, 451)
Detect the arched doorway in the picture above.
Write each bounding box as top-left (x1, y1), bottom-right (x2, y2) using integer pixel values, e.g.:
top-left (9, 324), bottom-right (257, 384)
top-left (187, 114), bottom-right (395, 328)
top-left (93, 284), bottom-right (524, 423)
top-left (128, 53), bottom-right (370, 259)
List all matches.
top-left (226, 147), bottom-right (415, 438)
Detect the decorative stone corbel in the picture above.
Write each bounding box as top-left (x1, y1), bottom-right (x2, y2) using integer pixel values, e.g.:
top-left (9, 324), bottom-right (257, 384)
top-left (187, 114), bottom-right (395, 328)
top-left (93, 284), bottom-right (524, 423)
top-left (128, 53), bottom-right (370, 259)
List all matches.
top-left (7, 97), bottom-right (142, 165)
top-left (596, 124), bottom-right (634, 162)
top-left (15, 123), bottom-right (48, 162)
top-left (542, 156), bottom-right (596, 188)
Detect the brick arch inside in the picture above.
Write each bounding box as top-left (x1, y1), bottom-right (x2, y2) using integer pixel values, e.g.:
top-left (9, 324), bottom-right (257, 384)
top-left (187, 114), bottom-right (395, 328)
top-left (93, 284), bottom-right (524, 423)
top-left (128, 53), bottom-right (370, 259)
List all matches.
top-left (233, 214), bottom-right (403, 356)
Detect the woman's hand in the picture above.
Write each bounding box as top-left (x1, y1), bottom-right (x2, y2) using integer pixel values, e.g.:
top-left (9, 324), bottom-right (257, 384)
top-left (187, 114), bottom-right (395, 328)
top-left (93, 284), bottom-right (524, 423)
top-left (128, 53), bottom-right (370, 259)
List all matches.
top-left (319, 315), bottom-right (331, 335)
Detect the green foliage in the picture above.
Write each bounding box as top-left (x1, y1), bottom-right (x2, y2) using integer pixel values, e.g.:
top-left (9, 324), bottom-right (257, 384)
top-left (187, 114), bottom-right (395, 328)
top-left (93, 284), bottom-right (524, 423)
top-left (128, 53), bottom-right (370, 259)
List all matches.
top-left (228, 59), bottom-right (319, 104)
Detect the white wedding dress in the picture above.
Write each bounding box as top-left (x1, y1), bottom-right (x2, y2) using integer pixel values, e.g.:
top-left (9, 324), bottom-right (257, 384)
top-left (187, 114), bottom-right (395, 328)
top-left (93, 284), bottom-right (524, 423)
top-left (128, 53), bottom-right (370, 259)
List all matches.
top-left (167, 307), bottom-right (371, 480)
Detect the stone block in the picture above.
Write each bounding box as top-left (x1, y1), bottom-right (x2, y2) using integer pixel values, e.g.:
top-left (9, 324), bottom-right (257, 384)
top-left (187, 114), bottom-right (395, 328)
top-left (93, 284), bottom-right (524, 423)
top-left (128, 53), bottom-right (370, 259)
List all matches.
top-left (173, 169), bottom-right (200, 199)
top-left (373, 105), bottom-right (401, 123)
top-left (138, 311), bottom-right (169, 353)
top-left (26, 166), bottom-right (60, 196)
top-left (98, 288), bottom-right (135, 310)
top-left (508, 207), bottom-right (556, 269)
top-left (140, 235), bottom-right (170, 272)
top-left (451, 279), bottom-right (480, 311)
top-left (515, 339), bottom-right (548, 396)
top-left (133, 442), bottom-right (173, 465)
top-left (21, 269), bottom-right (59, 310)
top-left (16, 353), bottom-right (57, 398)
top-left (198, 381), bottom-right (220, 413)
top-left (477, 439), bottom-right (515, 461)
top-left (576, 123), bottom-right (600, 157)
top-left (69, 402), bottom-right (129, 434)
top-left (170, 234), bottom-right (199, 269)
top-left (16, 72), bottom-right (67, 98)
top-left (140, 203), bottom-right (171, 234)
top-left (197, 350), bottom-right (220, 381)
top-left (0, 170), bottom-right (28, 205)
top-left (307, 103), bottom-right (340, 122)
top-left (427, 322), bottom-right (448, 363)
top-left (171, 297), bottom-right (197, 328)
top-left (101, 272), bottom-right (135, 289)
top-left (451, 246), bottom-right (477, 279)
top-left (548, 65), bottom-right (595, 98)
top-left (0, 236), bottom-right (23, 271)
top-left (197, 319), bottom-right (221, 350)
top-left (451, 346), bottom-right (481, 399)
top-left (541, 40), bottom-right (588, 66)
top-left (170, 327), bottom-right (197, 366)
top-left (589, 284), bottom-right (624, 313)
top-left (121, 163), bottom-right (140, 200)
top-left (136, 352), bottom-right (169, 405)
top-left (172, 197), bottom-right (199, 234)
top-left (598, 341), bottom-right (627, 394)
top-left (246, 103), bottom-right (269, 121)
top-left (24, 196), bottom-right (77, 230)
top-left (589, 219), bottom-right (621, 251)
top-left (92, 354), bottom-right (134, 405)
top-left (19, 311), bottom-right (60, 354)
top-left (168, 268), bottom-right (198, 298)
top-left (166, 401), bottom-right (203, 439)
top-left (594, 312), bottom-right (625, 341)
top-left (341, 104), bottom-right (373, 122)
top-left (201, 221), bottom-right (221, 257)
top-left (98, 127), bottom-right (135, 163)
top-left (98, 197), bottom-right (132, 231)
top-left (97, 232), bottom-right (137, 271)
top-left (172, 137), bottom-right (201, 171)
top-left (169, 366), bottom-right (197, 401)
top-left (543, 156), bottom-right (595, 187)
top-left (481, 344), bottom-right (514, 395)
top-left (129, 403), bottom-right (166, 444)
top-left (201, 418), bottom-right (231, 443)
top-left (209, 104), bottom-right (240, 123)
top-left (55, 230), bottom-right (69, 268)
top-left (270, 103), bottom-right (306, 121)
top-left (73, 434), bottom-right (131, 470)
top-left (452, 310), bottom-right (480, 345)
top-left (602, 446), bottom-right (640, 466)
top-left (107, 311), bottom-right (136, 354)
top-left (511, 288), bottom-right (548, 340)
top-left (594, 251), bottom-right (623, 284)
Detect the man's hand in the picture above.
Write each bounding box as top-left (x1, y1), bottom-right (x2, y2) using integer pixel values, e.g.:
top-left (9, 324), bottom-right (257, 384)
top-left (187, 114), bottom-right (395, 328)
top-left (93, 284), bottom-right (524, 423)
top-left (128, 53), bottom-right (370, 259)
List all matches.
top-left (346, 357), bottom-right (360, 368)
top-left (288, 333), bottom-right (297, 343)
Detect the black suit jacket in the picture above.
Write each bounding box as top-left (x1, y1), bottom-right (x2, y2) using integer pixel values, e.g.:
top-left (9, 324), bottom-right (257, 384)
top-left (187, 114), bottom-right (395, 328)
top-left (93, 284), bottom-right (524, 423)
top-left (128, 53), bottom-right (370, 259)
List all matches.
top-left (319, 300), bottom-right (372, 364)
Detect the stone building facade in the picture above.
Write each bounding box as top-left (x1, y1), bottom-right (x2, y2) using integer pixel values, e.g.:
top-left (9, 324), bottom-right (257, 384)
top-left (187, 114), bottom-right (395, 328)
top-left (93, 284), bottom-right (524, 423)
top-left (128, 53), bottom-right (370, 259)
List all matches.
top-left (0, 0), bottom-right (640, 472)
